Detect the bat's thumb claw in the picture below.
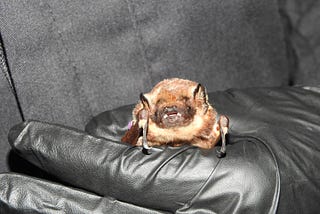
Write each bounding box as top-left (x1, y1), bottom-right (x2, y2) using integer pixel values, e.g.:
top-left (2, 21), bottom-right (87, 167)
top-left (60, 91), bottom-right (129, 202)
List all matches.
top-left (142, 147), bottom-right (152, 155)
top-left (142, 141), bottom-right (152, 155)
top-left (143, 143), bottom-right (152, 150)
top-left (216, 149), bottom-right (226, 158)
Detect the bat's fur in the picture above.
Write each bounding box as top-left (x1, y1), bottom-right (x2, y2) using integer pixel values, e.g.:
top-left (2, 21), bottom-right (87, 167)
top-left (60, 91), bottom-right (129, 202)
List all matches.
top-left (121, 78), bottom-right (226, 149)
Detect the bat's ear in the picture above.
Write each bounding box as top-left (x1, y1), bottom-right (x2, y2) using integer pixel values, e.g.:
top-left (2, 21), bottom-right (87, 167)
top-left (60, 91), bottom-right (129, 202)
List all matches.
top-left (140, 93), bottom-right (150, 110)
top-left (193, 83), bottom-right (208, 102)
top-left (193, 83), bottom-right (209, 112)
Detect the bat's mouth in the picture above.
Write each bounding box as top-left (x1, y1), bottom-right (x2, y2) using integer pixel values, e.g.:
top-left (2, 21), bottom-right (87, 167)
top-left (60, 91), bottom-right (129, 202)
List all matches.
top-left (160, 107), bottom-right (186, 127)
top-left (163, 111), bottom-right (182, 120)
top-left (154, 105), bottom-right (195, 128)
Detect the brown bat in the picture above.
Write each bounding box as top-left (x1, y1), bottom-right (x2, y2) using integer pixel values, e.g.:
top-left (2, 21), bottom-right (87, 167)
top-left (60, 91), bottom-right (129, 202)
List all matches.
top-left (121, 78), bottom-right (229, 157)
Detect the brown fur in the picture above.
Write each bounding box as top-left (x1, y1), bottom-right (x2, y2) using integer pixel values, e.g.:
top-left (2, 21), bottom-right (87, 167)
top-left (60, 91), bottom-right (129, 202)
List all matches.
top-left (121, 78), bottom-right (223, 149)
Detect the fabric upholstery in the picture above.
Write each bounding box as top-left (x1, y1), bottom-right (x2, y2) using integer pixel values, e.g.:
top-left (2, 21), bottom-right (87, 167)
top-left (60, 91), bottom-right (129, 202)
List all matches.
top-left (279, 0), bottom-right (320, 86)
top-left (0, 0), bottom-right (289, 129)
top-left (0, 72), bottom-right (21, 172)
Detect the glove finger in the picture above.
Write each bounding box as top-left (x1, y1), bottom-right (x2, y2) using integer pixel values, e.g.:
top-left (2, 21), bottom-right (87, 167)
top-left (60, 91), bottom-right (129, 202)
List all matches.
top-left (0, 173), bottom-right (168, 214)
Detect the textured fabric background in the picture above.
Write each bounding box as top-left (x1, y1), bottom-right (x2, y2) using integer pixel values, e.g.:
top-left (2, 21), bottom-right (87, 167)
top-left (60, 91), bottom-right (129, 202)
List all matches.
top-left (0, 0), bottom-right (317, 174)
top-left (279, 0), bottom-right (320, 86)
top-left (0, 0), bottom-right (288, 128)
top-left (0, 74), bottom-right (21, 172)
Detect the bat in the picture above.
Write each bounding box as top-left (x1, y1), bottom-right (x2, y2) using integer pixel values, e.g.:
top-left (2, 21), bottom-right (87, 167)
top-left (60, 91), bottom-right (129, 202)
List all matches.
top-left (121, 78), bottom-right (229, 157)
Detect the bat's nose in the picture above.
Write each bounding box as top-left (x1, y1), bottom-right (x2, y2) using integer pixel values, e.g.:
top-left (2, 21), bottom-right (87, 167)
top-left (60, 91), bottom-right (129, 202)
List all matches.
top-left (164, 106), bottom-right (177, 113)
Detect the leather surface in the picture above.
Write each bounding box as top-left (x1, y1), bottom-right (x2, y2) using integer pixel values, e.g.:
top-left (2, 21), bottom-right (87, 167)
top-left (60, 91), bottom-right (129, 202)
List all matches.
top-left (1, 86), bottom-right (319, 213)
top-left (87, 86), bottom-right (320, 213)
top-left (3, 120), bottom-right (278, 213)
top-left (214, 86), bottom-right (320, 214)
top-left (0, 173), bottom-right (169, 214)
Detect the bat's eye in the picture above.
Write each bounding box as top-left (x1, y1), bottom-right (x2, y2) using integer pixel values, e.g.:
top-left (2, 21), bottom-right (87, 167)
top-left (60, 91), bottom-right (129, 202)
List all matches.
top-left (180, 96), bottom-right (189, 102)
top-left (156, 98), bottom-right (166, 105)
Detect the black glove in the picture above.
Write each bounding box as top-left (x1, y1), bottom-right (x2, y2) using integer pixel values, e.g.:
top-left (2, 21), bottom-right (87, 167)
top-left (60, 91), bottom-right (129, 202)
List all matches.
top-left (0, 102), bottom-right (279, 214)
top-left (2, 86), bottom-right (320, 213)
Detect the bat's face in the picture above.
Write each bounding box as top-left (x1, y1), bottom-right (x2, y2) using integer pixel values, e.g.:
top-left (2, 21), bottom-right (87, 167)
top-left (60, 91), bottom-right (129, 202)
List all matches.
top-left (151, 93), bottom-right (196, 128)
top-left (122, 78), bottom-right (227, 153)
top-left (140, 79), bottom-right (210, 129)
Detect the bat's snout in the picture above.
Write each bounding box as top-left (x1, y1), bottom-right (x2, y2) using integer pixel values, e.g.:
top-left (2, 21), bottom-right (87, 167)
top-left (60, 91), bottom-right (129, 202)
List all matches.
top-left (163, 106), bottom-right (181, 121)
top-left (159, 105), bottom-right (191, 128)
top-left (163, 106), bottom-right (178, 114)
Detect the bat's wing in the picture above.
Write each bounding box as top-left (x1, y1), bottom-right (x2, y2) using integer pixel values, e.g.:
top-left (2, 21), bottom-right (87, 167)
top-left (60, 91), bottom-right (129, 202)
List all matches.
top-left (121, 121), bottom-right (141, 145)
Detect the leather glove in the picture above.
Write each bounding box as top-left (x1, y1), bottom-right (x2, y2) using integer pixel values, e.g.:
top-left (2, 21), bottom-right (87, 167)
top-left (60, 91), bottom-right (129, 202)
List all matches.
top-left (6, 86), bottom-right (319, 213)
top-left (0, 104), bottom-right (279, 214)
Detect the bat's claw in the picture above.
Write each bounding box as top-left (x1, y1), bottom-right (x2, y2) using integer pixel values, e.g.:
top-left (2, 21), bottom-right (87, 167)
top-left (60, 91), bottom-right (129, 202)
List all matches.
top-left (216, 133), bottom-right (227, 158)
top-left (142, 119), bottom-right (152, 154)
top-left (142, 139), bottom-right (152, 155)
top-left (216, 149), bottom-right (226, 158)
top-left (216, 115), bottom-right (229, 158)
top-left (142, 147), bottom-right (152, 155)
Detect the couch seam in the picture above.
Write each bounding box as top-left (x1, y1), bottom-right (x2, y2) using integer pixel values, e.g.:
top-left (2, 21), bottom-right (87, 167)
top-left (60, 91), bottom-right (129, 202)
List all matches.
top-left (0, 32), bottom-right (25, 121)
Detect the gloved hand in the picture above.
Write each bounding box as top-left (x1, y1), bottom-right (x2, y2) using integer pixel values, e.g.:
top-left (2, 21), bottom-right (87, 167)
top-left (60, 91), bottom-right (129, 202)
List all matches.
top-left (0, 97), bottom-right (279, 213)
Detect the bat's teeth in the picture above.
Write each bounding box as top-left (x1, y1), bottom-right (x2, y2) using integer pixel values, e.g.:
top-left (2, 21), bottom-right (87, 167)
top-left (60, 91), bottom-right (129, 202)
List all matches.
top-left (177, 113), bottom-right (182, 117)
top-left (164, 114), bottom-right (168, 119)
